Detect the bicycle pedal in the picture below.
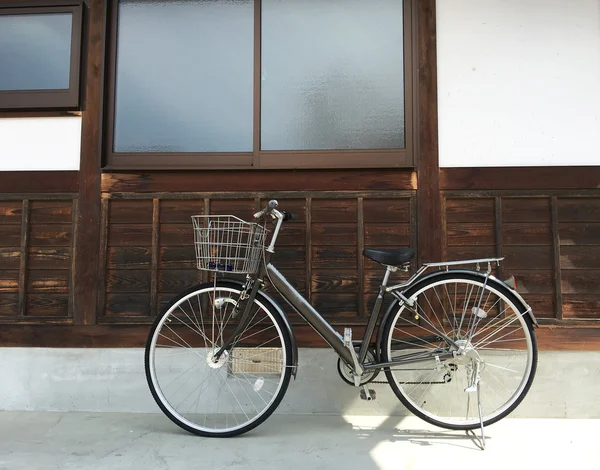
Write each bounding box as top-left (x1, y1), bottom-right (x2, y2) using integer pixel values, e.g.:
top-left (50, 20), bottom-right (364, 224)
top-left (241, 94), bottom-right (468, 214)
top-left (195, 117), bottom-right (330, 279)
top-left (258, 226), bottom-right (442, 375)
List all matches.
top-left (359, 388), bottom-right (376, 401)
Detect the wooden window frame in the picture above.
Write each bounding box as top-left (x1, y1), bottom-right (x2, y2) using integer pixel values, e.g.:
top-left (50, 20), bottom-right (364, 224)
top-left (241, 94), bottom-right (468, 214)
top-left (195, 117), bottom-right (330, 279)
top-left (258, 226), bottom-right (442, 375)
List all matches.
top-left (0, 1), bottom-right (83, 111)
top-left (103, 0), bottom-right (417, 171)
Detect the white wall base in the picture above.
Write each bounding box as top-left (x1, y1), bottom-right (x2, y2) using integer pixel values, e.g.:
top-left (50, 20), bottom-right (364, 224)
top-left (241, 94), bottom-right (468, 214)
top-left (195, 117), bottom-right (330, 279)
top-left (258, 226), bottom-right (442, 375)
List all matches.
top-left (0, 348), bottom-right (597, 418)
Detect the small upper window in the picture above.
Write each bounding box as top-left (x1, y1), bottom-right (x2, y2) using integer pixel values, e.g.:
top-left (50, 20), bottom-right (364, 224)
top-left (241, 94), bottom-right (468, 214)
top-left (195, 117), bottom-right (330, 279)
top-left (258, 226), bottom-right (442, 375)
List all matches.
top-left (0, 3), bottom-right (83, 110)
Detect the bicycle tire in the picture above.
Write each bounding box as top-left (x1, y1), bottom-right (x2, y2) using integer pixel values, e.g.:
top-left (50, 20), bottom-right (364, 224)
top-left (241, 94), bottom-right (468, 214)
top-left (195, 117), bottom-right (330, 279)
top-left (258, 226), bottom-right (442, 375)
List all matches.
top-left (145, 281), bottom-right (293, 437)
top-left (380, 271), bottom-right (537, 430)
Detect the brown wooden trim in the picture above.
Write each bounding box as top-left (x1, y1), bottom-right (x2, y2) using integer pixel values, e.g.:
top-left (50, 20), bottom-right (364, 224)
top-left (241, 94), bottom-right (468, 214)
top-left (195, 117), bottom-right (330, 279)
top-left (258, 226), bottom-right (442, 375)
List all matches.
top-left (441, 167), bottom-right (600, 191)
top-left (258, 150), bottom-right (411, 170)
top-left (17, 199), bottom-right (30, 317)
top-left (0, 3), bottom-right (83, 111)
top-left (357, 197), bottom-right (365, 317)
top-left (101, 170), bottom-right (417, 193)
top-left (305, 197), bottom-right (312, 304)
top-left (416, 0), bottom-right (441, 265)
top-left (94, 198), bottom-right (109, 323)
top-left (68, 198), bottom-right (77, 319)
top-left (150, 198), bottom-right (160, 318)
top-left (494, 196), bottom-right (504, 279)
top-left (551, 196), bottom-right (563, 320)
top-left (0, 172), bottom-right (78, 193)
top-left (0, 323), bottom-right (598, 350)
top-left (72, 0), bottom-right (105, 326)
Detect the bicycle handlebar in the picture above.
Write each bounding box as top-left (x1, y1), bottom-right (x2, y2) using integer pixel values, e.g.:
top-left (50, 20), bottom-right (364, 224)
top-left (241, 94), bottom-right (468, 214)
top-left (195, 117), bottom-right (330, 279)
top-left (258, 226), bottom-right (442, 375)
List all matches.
top-left (254, 200), bottom-right (296, 222)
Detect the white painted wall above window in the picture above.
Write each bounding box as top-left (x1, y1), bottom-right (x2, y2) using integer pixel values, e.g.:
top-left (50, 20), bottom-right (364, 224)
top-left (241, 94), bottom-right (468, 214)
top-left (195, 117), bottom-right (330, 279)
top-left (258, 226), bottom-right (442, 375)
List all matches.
top-left (0, 117), bottom-right (81, 171)
top-left (437, 0), bottom-right (600, 167)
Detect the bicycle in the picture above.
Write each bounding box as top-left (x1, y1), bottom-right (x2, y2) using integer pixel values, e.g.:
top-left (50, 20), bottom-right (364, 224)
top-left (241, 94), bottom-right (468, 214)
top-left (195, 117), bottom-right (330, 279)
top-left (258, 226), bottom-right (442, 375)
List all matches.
top-left (145, 199), bottom-right (538, 443)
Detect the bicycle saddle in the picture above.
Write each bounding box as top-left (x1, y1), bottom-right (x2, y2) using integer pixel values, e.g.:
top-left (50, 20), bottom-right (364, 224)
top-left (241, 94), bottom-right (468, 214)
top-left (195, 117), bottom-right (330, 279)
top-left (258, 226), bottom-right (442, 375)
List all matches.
top-left (363, 248), bottom-right (414, 266)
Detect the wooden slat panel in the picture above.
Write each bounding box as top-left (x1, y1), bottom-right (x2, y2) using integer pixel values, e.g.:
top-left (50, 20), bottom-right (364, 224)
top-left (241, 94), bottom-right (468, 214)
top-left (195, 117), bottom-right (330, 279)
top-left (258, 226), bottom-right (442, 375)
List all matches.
top-left (0, 271), bottom-right (18, 292)
top-left (26, 294), bottom-right (70, 317)
top-left (29, 201), bottom-right (72, 224)
top-left (445, 198), bottom-right (494, 223)
top-left (364, 223), bottom-right (411, 247)
top-left (27, 270), bottom-right (69, 293)
top-left (108, 200), bottom-right (153, 224)
top-left (0, 201), bottom-right (23, 223)
top-left (159, 246), bottom-right (197, 269)
top-left (363, 198), bottom-right (411, 223)
top-left (0, 248), bottom-right (21, 269)
top-left (557, 198), bottom-right (600, 222)
top-left (269, 225), bottom-right (305, 245)
top-left (446, 223), bottom-right (495, 246)
top-left (209, 199), bottom-right (255, 219)
top-left (311, 223), bottom-right (357, 246)
top-left (159, 224), bottom-right (194, 246)
top-left (560, 246), bottom-right (600, 269)
top-left (446, 246), bottom-right (496, 261)
top-left (440, 167), bottom-right (600, 191)
top-left (311, 199), bottom-right (357, 223)
top-left (159, 200), bottom-right (204, 223)
top-left (107, 247), bottom-right (152, 269)
top-left (510, 270), bottom-right (554, 294)
top-left (559, 223), bottom-right (600, 246)
top-left (311, 246), bottom-right (357, 269)
top-left (106, 270), bottom-right (151, 293)
top-left (29, 225), bottom-right (72, 246)
top-left (102, 170), bottom-right (416, 193)
top-left (524, 295), bottom-right (555, 319)
top-left (312, 292), bottom-right (359, 317)
top-left (0, 226), bottom-right (21, 246)
top-left (107, 224), bottom-right (152, 246)
top-left (502, 223), bottom-right (552, 245)
top-left (271, 248), bottom-right (306, 269)
top-left (502, 198), bottom-right (551, 223)
top-left (311, 270), bottom-right (357, 293)
top-left (563, 295), bottom-right (600, 319)
top-left (103, 293), bottom-right (150, 317)
top-left (0, 293), bottom-right (18, 316)
top-left (364, 269), bottom-right (408, 293)
top-left (503, 246), bottom-right (553, 270)
top-left (561, 270), bottom-right (600, 295)
top-left (28, 247), bottom-right (71, 269)
top-left (158, 269), bottom-right (203, 293)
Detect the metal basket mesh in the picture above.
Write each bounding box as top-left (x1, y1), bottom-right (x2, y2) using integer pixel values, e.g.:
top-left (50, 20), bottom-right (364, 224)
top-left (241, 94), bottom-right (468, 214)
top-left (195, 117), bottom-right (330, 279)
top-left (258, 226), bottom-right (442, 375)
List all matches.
top-left (192, 215), bottom-right (267, 274)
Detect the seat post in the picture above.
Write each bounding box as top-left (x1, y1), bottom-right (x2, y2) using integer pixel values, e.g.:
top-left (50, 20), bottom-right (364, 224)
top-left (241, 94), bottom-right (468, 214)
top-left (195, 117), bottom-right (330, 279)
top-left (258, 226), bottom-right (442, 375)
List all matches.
top-left (381, 265), bottom-right (397, 288)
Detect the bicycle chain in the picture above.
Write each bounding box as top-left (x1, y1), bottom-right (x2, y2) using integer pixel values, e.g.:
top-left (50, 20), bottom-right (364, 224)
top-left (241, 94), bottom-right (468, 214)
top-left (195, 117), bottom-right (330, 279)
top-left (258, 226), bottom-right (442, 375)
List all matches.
top-left (370, 372), bottom-right (452, 385)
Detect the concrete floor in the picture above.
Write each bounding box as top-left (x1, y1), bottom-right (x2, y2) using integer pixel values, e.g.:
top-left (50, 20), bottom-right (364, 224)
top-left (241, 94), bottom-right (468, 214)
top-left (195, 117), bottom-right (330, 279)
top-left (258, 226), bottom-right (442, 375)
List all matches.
top-left (0, 412), bottom-right (598, 470)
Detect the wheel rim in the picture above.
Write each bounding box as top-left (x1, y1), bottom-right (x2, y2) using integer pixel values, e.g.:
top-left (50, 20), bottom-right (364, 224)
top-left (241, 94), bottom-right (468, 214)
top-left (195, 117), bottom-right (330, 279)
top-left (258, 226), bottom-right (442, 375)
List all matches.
top-left (148, 286), bottom-right (288, 434)
top-left (385, 278), bottom-right (535, 427)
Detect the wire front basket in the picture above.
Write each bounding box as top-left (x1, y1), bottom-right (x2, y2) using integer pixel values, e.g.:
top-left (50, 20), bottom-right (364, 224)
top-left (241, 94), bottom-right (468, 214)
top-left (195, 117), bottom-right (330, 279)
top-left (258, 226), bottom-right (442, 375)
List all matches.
top-left (192, 215), bottom-right (267, 274)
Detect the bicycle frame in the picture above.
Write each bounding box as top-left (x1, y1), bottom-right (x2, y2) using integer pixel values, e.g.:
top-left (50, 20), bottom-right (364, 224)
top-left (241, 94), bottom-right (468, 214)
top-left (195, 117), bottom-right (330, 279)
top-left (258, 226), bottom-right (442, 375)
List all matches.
top-left (213, 202), bottom-right (519, 377)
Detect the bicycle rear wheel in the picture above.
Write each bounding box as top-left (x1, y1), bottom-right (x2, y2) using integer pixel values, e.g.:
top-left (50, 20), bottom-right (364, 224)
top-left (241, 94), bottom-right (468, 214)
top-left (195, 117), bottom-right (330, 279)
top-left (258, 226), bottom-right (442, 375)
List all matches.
top-left (381, 271), bottom-right (537, 430)
top-left (145, 281), bottom-right (293, 437)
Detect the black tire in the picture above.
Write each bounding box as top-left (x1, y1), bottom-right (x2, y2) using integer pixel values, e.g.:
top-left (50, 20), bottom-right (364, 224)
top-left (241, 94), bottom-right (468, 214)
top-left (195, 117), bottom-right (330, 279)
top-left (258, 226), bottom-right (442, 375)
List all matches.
top-left (145, 281), bottom-right (293, 437)
top-left (380, 271), bottom-right (537, 430)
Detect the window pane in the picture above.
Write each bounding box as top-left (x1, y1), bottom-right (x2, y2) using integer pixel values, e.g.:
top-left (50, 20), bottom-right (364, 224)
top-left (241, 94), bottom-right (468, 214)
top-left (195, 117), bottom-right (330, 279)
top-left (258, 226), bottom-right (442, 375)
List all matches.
top-left (261, 0), bottom-right (404, 151)
top-left (113, 0), bottom-right (254, 153)
top-left (0, 13), bottom-right (72, 91)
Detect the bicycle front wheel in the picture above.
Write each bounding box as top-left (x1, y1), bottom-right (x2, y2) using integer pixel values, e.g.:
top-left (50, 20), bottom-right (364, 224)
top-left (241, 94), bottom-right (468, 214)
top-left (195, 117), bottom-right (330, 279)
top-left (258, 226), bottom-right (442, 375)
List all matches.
top-left (145, 281), bottom-right (293, 437)
top-left (381, 272), bottom-right (537, 430)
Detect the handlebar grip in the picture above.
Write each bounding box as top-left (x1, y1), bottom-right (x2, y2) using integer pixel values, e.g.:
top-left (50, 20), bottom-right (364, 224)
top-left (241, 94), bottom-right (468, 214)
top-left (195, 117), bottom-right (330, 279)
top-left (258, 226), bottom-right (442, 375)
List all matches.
top-left (282, 211), bottom-right (295, 222)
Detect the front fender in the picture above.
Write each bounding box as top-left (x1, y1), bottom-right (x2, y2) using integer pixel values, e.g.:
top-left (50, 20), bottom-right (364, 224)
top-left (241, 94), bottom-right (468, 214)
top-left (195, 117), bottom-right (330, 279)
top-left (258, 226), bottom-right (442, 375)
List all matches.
top-left (220, 278), bottom-right (299, 378)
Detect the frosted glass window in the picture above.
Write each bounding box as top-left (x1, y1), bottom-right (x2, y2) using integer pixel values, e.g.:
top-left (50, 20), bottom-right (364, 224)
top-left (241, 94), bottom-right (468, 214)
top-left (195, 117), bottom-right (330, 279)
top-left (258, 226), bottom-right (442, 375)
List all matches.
top-left (261, 0), bottom-right (405, 151)
top-left (113, 0), bottom-right (254, 153)
top-left (0, 13), bottom-right (72, 91)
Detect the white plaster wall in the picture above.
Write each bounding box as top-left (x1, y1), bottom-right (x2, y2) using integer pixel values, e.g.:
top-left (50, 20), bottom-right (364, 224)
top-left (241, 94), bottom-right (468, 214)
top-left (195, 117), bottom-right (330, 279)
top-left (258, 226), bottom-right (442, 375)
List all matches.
top-left (437, 0), bottom-right (600, 167)
top-left (0, 117), bottom-right (81, 171)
